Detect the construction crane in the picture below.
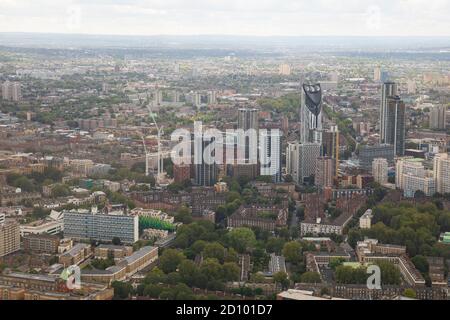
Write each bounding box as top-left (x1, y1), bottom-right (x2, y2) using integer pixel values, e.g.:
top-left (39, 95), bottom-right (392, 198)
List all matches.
top-left (141, 93), bottom-right (165, 184)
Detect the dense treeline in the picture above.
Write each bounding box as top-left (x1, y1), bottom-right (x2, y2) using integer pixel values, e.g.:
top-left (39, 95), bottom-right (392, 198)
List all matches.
top-left (348, 202), bottom-right (450, 259)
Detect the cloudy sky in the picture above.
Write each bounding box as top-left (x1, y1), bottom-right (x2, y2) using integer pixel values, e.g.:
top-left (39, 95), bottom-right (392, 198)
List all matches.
top-left (0, 0), bottom-right (449, 36)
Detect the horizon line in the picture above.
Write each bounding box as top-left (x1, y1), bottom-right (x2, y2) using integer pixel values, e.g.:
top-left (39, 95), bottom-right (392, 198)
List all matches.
top-left (1, 31), bottom-right (450, 39)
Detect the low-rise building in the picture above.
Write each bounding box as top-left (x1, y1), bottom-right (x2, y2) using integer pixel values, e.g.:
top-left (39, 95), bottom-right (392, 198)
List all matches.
top-left (23, 234), bottom-right (60, 254)
top-left (94, 244), bottom-right (133, 261)
top-left (359, 209), bottom-right (373, 229)
top-left (227, 205), bottom-right (288, 231)
top-left (81, 246), bottom-right (158, 284)
top-left (0, 272), bottom-right (113, 300)
top-left (59, 243), bottom-right (92, 267)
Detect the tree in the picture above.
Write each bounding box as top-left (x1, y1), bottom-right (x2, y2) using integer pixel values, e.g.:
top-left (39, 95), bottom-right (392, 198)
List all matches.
top-left (175, 206), bottom-right (193, 224)
top-left (203, 242), bottom-right (226, 263)
top-left (10, 176), bottom-right (35, 192)
top-left (51, 184), bottom-right (71, 197)
top-left (266, 237), bottom-right (286, 255)
top-left (112, 237), bottom-right (121, 245)
top-left (166, 272), bottom-right (182, 285)
top-left (377, 261), bottom-right (402, 285)
top-left (250, 272), bottom-right (266, 283)
top-left (178, 260), bottom-right (198, 286)
top-left (173, 283), bottom-right (195, 300)
top-left (411, 255), bottom-right (429, 274)
top-left (403, 288), bottom-right (417, 299)
top-left (111, 281), bottom-right (133, 300)
top-left (226, 228), bottom-right (256, 253)
top-left (329, 257), bottom-right (346, 270)
top-left (282, 241), bottom-right (302, 264)
top-left (273, 271), bottom-right (290, 290)
top-left (200, 258), bottom-right (223, 282)
top-left (143, 267), bottom-right (166, 285)
top-left (143, 284), bottom-right (163, 298)
top-left (159, 249), bottom-right (186, 274)
top-left (225, 248), bottom-right (239, 263)
top-left (191, 240), bottom-right (207, 254)
top-left (414, 190), bottom-right (426, 199)
top-left (335, 266), bottom-right (368, 284)
top-left (299, 272), bottom-right (321, 284)
top-left (222, 262), bottom-right (240, 281)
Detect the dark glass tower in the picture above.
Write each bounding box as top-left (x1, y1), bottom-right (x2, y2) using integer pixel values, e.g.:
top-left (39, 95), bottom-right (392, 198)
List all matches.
top-left (300, 83), bottom-right (323, 144)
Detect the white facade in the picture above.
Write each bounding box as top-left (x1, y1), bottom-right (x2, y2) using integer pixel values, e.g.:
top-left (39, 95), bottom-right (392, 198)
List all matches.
top-left (260, 129), bottom-right (281, 183)
top-left (396, 158), bottom-right (435, 197)
top-left (372, 158), bottom-right (388, 185)
top-left (434, 153), bottom-right (450, 194)
top-left (359, 209), bottom-right (373, 229)
top-left (286, 142), bottom-right (300, 184)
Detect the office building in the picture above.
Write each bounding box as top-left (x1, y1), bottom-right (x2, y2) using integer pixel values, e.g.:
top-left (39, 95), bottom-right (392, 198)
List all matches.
top-left (379, 82), bottom-right (405, 156)
top-left (300, 84), bottom-right (323, 144)
top-left (286, 142), bottom-right (300, 184)
top-left (173, 164), bottom-right (191, 183)
top-left (315, 157), bottom-right (334, 188)
top-left (434, 153), bottom-right (450, 194)
top-left (299, 143), bottom-right (321, 184)
top-left (396, 158), bottom-right (435, 197)
top-left (230, 163), bottom-right (259, 181)
top-left (208, 91), bottom-right (217, 104)
top-left (260, 129), bottom-right (281, 183)
top-left (0, 220), bottom-right (20, 257)
top-left (194, 134), bottom-right (217, 187)
top-left (23, 234), bottom-right (60, 254)
top-left (279, 64), bottom-right (291, 76)
top-left (237, 108), bottom-right (258, 131)
top-left (386, 96), bottom-right (406, 156)
top-left (63, 208), bottom-right (139, 244)
top-left (380, 82), bottom-right (397, 143)
top-left (1, 81), bottom-right (22, 101)
top-left (323, 126), bottom-right (340, 180)
top-left (372, 158), bottom-right (388, 185)
top-left (374, 67), bottom-right (382, 82)
top-left (430, 106), bottom-right (446, 130)
top-left (359, 144), bottom-right (394, 171)
top-left (269, 253), bottom-right (286, 275)
top-left (237, 108), bottom-right (259, 164)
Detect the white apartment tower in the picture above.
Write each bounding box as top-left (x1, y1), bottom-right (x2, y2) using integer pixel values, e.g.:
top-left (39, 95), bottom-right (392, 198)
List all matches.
top-left (260, 129), bottom-right (281, 183)
top-left (372, 158), bottom-right (388, 185)
top-left (434, 153), bottom-right (450, 194)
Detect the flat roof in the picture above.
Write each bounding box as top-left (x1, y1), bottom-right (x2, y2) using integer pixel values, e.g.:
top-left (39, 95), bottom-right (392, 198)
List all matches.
top-left (278, 290), bottom-right (346, 301)
top-left (3, 272), bottom-right (56, 282)
top-left (124, 246), bottom-right (157, 264)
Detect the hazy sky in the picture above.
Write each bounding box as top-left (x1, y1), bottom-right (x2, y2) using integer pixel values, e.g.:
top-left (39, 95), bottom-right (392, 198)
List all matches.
top-left (0, 0), bottom-right (450, 36)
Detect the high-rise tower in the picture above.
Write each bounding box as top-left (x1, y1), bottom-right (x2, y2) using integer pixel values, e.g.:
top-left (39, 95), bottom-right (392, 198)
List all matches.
top-left (300, 84), bottom-right (323, 144)
top-left (379, 82), bottom-right (398, 144)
